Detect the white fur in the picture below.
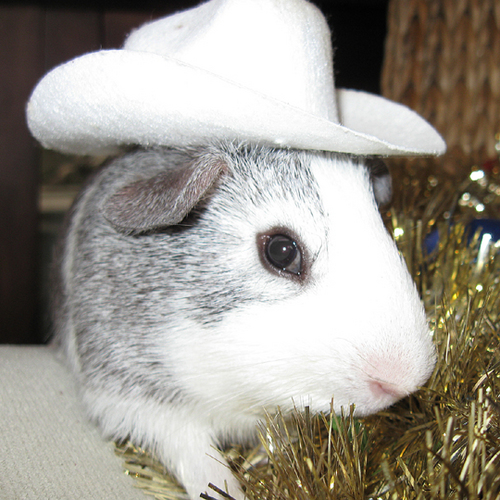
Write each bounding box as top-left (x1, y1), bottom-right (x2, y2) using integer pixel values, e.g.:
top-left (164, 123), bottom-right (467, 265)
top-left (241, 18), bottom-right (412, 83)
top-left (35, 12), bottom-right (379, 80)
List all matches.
top-left (55, 147), bottom-right (436, 500)
top-left (166, 156), bottom-right (434, 418)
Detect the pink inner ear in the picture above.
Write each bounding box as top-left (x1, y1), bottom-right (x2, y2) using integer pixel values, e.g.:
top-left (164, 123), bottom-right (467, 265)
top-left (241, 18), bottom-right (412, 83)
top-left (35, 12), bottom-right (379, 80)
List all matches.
top-left (102, 157), bottom-right (227, 233)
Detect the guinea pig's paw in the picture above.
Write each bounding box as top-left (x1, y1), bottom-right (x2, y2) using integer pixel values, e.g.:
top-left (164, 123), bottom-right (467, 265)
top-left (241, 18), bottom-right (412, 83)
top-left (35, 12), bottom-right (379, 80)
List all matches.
top-left (184, 461), bottom-right (245, 500)
top-left (200, 474), bottom-right (246, 500)
top-left (161, 432), bottom-right (245, 500)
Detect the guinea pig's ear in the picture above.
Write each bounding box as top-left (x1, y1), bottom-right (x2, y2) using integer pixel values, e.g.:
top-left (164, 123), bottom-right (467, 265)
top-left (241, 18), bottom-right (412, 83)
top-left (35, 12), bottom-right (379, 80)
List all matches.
top-left (102, 158), bottom-right (227, 234)
top-left (366, 157), bottom-right (392, 206)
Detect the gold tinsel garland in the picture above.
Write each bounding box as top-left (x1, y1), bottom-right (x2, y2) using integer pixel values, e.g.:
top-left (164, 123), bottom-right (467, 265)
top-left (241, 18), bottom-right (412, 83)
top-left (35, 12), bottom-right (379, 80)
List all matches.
top-left (115, 148), bottom-right (500, 499)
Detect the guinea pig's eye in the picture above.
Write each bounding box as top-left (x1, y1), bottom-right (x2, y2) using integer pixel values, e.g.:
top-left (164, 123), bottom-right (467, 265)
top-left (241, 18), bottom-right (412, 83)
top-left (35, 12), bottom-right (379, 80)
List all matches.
top-left (264, 234), bottom-right (302, 276)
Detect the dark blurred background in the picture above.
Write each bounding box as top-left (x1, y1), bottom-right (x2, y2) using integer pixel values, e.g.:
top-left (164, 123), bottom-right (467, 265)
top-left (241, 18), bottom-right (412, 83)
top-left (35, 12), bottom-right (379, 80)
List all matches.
top-left (0, 0), bottom-right (389, 344)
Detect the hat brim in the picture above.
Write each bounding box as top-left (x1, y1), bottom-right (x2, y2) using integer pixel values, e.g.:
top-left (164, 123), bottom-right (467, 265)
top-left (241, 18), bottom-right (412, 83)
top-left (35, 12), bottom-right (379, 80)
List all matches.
top-left (27, 50), bottom-right (446, 157)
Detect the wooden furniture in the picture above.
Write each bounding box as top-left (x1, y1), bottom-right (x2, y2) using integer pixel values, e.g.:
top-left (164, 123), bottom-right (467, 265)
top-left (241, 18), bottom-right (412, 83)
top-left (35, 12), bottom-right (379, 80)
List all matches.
top-left (0, 3), bottom-right (179, 344)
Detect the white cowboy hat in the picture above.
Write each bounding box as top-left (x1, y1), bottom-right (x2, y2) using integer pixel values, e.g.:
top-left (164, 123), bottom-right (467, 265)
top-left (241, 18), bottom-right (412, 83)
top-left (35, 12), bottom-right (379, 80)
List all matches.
top-left (26, 0), bottom-right (445, 157)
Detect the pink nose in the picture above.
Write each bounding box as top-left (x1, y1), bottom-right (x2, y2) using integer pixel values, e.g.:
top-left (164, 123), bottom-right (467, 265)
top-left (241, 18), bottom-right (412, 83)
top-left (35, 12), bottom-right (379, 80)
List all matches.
top-left (369, 380), bottom-right (406, 399)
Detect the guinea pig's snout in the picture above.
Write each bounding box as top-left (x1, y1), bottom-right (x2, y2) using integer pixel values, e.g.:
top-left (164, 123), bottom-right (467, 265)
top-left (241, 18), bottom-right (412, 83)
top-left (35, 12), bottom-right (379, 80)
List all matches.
top-left (359, 344), bottom-right (435, 411)
top-left (361, 375), bottom-right (413, 413)
top-left (368, 379), bottom-right (407, 400)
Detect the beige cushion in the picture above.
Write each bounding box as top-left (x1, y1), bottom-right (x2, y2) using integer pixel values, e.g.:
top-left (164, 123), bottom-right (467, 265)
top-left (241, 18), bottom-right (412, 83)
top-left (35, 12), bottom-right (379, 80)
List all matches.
top-left (0, 345), bottom-right (146, 500)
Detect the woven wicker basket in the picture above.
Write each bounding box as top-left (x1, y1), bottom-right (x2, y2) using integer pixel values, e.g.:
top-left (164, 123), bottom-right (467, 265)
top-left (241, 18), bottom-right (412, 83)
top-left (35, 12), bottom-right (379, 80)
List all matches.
top-left (382, 0), bottom-right (500, 174)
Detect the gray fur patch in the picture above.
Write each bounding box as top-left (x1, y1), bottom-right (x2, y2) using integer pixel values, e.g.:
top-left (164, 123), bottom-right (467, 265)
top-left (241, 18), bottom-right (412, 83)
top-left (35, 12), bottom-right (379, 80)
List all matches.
top-left (54, 143), bottom-right (328, 401)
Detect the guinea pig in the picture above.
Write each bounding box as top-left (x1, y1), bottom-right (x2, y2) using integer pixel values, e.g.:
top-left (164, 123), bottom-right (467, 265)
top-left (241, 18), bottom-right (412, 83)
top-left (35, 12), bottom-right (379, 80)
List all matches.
top-left (51, 142), bottom-right (436, 500)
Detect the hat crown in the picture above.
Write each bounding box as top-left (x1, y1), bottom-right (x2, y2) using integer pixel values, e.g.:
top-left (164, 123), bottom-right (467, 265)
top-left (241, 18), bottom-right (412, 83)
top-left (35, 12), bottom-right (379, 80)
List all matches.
top-left (124, 0), bottom-right (339, 122)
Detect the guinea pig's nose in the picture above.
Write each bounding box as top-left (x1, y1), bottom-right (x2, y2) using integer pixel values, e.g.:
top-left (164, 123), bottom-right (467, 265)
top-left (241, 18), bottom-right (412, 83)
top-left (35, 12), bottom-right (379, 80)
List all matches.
top-left (369, 380), bottom-right (407, 400)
